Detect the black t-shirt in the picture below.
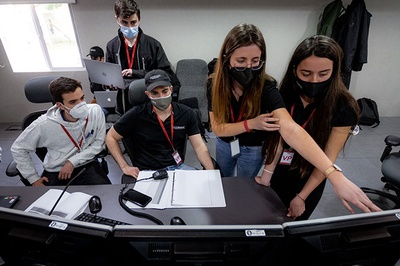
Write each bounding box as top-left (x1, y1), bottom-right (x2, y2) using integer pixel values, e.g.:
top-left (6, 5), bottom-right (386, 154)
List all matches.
top-left (207, 79), bottom-right (285, 146)
top-left (113, 102), bottom-right (199, 170)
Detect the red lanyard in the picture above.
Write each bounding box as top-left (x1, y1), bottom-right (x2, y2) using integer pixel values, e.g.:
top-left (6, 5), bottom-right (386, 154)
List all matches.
top-left (124, 38), bottom-right (138, 69)
top-left (154, 107), bottom-right (175, 151)
top-left (60, 117), bottom-right (88, 151)
top-left (229, 102), bottom-right (247, 123)
top-left (290, 104), bottom-right (315, 129)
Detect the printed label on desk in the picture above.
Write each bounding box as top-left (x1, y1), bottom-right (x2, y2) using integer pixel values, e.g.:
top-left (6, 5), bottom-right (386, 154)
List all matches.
top-left (49, 221), bottom-right (68, 231)
top-left (245, 229), bottom-right (266, 237)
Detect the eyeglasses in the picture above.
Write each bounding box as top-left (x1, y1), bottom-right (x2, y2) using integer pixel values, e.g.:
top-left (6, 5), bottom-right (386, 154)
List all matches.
top-left (233, 60), bottom-right (264, 72)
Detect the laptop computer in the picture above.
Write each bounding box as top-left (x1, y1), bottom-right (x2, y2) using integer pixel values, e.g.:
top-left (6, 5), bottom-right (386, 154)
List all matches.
top-left (94, 91), bottom-right (118, 108)
top-left (83, 58), bottom-right (125, 89)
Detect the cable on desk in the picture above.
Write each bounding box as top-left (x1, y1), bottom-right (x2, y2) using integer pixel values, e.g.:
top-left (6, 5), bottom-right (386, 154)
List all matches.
top-left (118, 183), bottom-right (164, 225)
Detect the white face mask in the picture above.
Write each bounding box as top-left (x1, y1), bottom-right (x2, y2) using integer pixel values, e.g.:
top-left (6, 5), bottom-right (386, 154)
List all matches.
top-left (64, 102), bottom-right (88, 119)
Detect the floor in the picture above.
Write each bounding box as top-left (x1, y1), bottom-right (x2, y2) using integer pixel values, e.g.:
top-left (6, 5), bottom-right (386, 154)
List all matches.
top-left (0, 117), bottom-right (399, 220)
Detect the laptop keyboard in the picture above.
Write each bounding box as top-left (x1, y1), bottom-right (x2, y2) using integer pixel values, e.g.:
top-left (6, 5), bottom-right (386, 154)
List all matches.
top-left (75, 212), bottom-right (130, 226)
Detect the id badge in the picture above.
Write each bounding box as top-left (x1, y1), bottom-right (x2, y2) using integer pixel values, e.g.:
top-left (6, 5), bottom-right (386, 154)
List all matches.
top-left (279, 149), bottom-right (294, 165)
top-left (172, 150), bottom-right (183, 165)
top-left (230, 138), bottom-right (240, 157)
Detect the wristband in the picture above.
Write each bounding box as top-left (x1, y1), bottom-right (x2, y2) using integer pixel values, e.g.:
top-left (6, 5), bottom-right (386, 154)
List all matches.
top-left (263, 168), bottom-right (274, 174)
top-left (243, 120), bottom-right (251, 133)
top-left (296, 193), bottom-right (306, 202)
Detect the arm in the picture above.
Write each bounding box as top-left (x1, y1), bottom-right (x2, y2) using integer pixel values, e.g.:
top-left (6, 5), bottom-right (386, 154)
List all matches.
top-left (209, 112), bottom-right (280, 137)
top-left (288, 126), bottom-right (350, 218)
top-left (255, 137), bottom-right (283, 186)
top-left (273, 107), bottom-right (380, 213)
top-left (188, 134), bottom-right (214, 170)
top-left (105, 126), bottom-right (139, 178)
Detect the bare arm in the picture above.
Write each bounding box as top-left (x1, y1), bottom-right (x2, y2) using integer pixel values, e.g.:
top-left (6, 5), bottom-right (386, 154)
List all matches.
top-left (209, 112), bottom-right (280, 137)
top-left (273, 107), bottom-right (380, 214)
top-left (188, 134), bottom-right (214, 170)
top-left (105, 126), bottom-right (139, 178)
top-left (288, 126), bottom-right (350, 218)
top-left (255, 137), bottom-right (283, 186)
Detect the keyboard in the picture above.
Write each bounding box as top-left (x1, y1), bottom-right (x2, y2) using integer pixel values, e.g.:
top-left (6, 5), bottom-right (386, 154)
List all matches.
top-left (74, 212), bottom-right (130, 226)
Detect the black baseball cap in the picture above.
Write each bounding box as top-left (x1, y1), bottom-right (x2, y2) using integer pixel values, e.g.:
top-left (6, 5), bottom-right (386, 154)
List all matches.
top-left (145, 69), bottom-right (171, 92)
top-left (87, 46), bottom-right (104, 58)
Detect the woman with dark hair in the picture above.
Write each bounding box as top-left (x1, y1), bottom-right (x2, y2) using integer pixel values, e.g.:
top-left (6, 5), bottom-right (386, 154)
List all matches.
top-left (256, 35), bottom-right (368, 220)
top-left (208, 24), bottom-right (379, 216)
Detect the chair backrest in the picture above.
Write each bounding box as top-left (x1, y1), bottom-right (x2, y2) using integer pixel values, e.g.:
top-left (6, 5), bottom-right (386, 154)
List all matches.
top-left (25, 75), bottom-right (59, 104)
top-left (176, 59), bottom-right (209, 124)
top-left (127, 78), bottom-right (147, 106)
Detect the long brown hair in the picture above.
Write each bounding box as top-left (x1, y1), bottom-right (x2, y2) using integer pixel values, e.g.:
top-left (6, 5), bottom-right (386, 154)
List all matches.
top-left (211, 23), bottom-right (275, 124)
top-left (264, 35), bottom-right (359, 177)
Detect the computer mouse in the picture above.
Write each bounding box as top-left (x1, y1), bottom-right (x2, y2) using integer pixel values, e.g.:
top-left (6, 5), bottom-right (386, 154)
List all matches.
top-left (170, 216), bottom-right (186, 225)
top-left (88, 195), bottom-right (102, 214)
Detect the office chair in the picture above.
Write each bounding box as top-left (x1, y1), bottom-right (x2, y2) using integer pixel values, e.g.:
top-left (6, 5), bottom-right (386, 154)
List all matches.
top-left (361, 134), bottom-right (400, 209)
top-left (120, 79), bottom-right (219, 183)
top-left (6, 76), bottom-right (109, 186)
top-left (176, 59), bottom-right (209, 126)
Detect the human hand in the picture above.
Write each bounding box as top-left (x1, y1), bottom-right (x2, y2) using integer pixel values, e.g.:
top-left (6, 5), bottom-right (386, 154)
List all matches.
top-left (249, 113), bottom-right (280, 131)
top-left (32, 176), bottom-right (49, 186)
top-left (121, 165), bottom-right (140, 179)
top-left (121, 68), bottom-right (132, 77)
top-left (287, 196), bottom-right (305, 219)
top-left (58, 161), bottom-right (74, 180)
top-left (329, 172), bottom-right (382, 213)
top-left (254, 174), bottom-right (271, 187)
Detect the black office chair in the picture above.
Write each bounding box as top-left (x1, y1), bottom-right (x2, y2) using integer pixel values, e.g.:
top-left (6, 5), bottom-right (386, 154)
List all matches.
top-left (361, 134), bottom-right (400, 209)
top-left (6, 76), bottom-right (109, 186)
top-left (120, 79), bottom-right (219, 183)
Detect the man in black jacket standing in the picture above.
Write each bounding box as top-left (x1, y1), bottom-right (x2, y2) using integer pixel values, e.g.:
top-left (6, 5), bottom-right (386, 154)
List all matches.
top-left (106, 0), bottom-right (180, 115)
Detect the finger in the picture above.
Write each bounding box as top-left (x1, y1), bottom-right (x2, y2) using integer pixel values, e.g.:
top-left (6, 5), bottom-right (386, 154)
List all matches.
top-left (341, 199), bottom-right (356, 214)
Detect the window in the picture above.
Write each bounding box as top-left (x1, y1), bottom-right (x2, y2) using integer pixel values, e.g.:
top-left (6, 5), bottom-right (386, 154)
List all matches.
top-left (0, 3), bottom-right (82, 72)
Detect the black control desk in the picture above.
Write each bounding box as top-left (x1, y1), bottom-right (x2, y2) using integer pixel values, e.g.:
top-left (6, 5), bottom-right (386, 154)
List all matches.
top-left (0, 177), bottom-right (291, 225)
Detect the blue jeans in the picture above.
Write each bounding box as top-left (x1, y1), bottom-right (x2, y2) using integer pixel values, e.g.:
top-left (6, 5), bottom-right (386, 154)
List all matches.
top-left (164, 163), bottom-right (197, 171)
top-left (216, 137), bottom-right (263, 178)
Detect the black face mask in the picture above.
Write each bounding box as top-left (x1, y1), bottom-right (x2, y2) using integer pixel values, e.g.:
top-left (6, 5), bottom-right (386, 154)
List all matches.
top-left (295, 77), bottom-right (332, 98)
top-left (229, 67), bottom-right (262, 88)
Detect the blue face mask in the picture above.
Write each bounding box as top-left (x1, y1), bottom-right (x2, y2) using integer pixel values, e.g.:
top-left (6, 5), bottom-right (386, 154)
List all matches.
top-left (120, 25), bottom-right (139, 39)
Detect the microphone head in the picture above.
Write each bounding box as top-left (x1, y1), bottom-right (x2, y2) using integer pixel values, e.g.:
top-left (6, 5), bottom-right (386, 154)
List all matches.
top-left (88, 195), bottom-right (102, 214)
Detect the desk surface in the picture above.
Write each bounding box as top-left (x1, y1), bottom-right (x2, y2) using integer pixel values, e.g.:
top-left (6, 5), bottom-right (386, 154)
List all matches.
top-left (0, 177), bottom-right (291, 225)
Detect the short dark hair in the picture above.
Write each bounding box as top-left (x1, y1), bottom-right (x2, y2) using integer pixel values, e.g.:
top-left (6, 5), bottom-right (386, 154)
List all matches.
top-left (114, 0), bottom-right (141, 20)
top-left (49, 77), bottom-right (82, 104)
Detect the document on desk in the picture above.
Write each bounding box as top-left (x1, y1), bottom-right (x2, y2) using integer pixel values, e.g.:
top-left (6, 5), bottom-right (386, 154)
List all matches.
top-left (127, 170), bottom-right (226, 209)
top-left (25, 189), bottom-right (92, 220)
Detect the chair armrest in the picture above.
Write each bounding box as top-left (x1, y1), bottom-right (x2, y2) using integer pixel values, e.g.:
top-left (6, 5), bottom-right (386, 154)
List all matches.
top-left (6, 160), bottom-right (19, 177)
top-left (385, 135), bottom-right (400, 147)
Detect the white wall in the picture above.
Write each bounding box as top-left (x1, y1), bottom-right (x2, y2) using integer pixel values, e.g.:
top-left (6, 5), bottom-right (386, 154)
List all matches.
top-left (0, 0), bottom-right (399, 123)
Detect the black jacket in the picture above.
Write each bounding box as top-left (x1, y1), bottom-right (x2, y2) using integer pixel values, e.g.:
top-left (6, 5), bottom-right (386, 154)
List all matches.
top-left (106, 28), bottom-right (180, 114)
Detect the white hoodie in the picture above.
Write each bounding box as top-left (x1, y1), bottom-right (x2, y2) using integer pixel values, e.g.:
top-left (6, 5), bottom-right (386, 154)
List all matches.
top-left (11, 104), bottom-right (106, 184)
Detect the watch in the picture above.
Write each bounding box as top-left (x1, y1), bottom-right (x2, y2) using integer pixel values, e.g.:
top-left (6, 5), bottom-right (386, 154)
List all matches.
top-left (324, 164), bottom-right (342, 177)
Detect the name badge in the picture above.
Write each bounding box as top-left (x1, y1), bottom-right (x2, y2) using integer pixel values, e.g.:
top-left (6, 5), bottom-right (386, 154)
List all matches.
top-left (173, 150), bottom-right (183, 165)
top-left (230, 138), bottom-right (240, 157)
top-left (279, 149), bottom-right (294, 165)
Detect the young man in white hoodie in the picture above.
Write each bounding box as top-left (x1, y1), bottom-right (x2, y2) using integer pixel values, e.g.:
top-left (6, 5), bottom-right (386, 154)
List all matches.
top-left (11, 77), bottom-right (111, 186)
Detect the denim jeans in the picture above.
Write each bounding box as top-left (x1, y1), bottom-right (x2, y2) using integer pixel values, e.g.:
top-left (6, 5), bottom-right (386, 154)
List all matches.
top-left (164, 163), bottom-right (197, 171)
top-left (216, 137), bottom-right (263, 178)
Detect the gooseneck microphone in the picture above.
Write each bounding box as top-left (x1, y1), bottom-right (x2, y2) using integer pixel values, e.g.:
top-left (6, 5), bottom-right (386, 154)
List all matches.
top-left (48, 167), bottom-right (86, 216)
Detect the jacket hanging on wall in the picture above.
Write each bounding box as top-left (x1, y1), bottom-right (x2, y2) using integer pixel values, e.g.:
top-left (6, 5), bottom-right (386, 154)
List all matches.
top-left (317, 0), bottom-right (345, 37)
top-left (331, 0), bottom-right (372, 89)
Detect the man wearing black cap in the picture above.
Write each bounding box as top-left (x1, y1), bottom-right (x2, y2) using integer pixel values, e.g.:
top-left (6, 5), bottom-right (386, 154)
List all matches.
top-left (106, 69), bottom-right (214, 178)
top-left (86, 46), bottom-right (106, 94)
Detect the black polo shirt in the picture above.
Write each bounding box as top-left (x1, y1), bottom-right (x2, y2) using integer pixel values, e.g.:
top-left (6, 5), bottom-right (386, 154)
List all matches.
top-left (113, 102), bottom-right (199, 170)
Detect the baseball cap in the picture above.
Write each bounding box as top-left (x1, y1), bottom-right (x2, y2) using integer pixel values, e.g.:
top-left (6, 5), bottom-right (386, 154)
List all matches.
top-left (87, 46), bottom-right (104, 58)
top-left (145, 69), bottom-right (171, 92)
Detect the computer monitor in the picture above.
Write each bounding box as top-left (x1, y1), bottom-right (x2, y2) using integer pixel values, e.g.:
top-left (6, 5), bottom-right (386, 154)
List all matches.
top-left (112, 224), bottom-right (285, 265)
top-left (0, 207), bottom-right (113, 265)
top-left (279, 209), bottom-right (400, 266)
